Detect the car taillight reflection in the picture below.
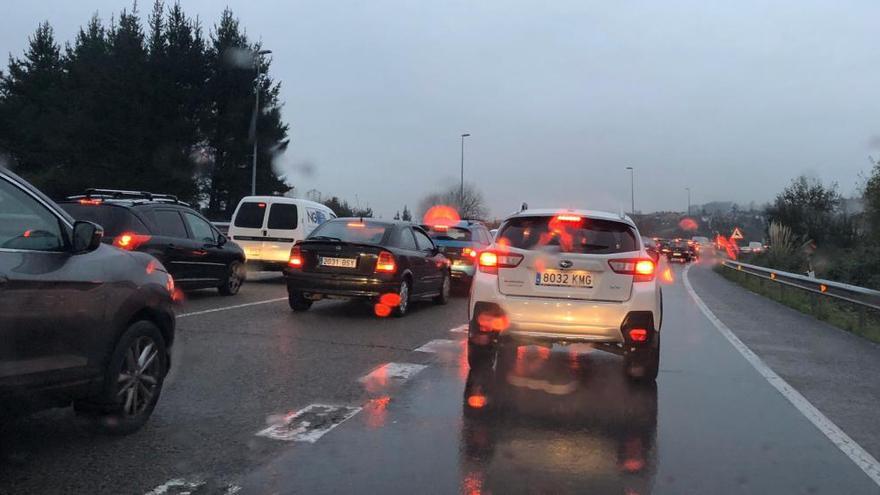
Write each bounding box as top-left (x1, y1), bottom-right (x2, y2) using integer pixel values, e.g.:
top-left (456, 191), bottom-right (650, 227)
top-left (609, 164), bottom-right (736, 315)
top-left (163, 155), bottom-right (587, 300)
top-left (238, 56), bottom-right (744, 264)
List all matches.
top-left (375, 251), bottom-right (396, 273)
top-left (114, 232), bottom-right (151, 250)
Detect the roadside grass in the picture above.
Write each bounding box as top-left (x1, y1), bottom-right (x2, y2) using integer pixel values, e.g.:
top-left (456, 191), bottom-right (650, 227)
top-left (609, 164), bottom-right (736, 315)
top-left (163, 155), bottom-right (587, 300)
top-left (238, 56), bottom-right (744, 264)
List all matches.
top-left (714, 264), bottom-right (880, 344)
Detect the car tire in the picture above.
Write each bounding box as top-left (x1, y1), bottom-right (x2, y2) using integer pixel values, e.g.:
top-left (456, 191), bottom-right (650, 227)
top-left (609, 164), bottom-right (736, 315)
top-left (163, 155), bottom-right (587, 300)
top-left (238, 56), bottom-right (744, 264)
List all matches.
top-left (624, 333), bottom-right (660, 383)
top-left (467, 342), bottom-right (495, 369)
top-left (218, 260), bottom-right (245, 296)
top-left (392, 279), bottom-right (411, 317)
top-left (288, 290), bottom-right (313, 312)
top-left (75, 320), bottom-right (167, 435)
top-left (433, 272), bottom-right (451, 305)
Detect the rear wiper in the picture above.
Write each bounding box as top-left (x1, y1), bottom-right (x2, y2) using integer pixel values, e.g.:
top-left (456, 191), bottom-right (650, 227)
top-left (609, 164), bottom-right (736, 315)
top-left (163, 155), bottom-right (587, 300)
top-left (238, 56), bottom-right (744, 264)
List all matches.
top-left (309, 235), bottom-right (342, 242)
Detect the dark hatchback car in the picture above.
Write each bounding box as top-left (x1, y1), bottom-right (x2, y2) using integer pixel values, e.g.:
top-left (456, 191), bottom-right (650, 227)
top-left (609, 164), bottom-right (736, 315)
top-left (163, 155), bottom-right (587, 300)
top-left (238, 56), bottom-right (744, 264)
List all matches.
top-left (0, 170), bottom-right (175, 433)
top-left (667, 239), bottom-right (693, 262)
top-left (285, 218), bottom-right (451, 316)
top-left (59, 189), bottom-right (246, 295)
top-left (424, 220), bottom-right (492, 287)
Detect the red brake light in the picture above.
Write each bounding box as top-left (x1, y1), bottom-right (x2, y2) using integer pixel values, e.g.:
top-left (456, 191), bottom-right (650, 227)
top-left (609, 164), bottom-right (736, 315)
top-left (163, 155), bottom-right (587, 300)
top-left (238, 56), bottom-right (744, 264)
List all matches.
top-left (288, 246), bottom-right (303, 268)
top-left (347, 222), bottom-right (366, 228)
top-left (608, 258), bottom-right (655, 282)
top-left (467, 395), bottom-right (487, 409)
top-left (555, 214), bottom-right (582, 222)
top-left (113, 232), bottom-right (151, 251)
top-left (78, 198), bottom-right (102, 205)
top-left (628, 328), bottom-right (649, 342)
top-left (462, 247), bottom-right (478, 258)
top-left (258, 202), bottom-right (266, 208)
top-left (478, 250), bottom-right (522, 274)
top-left (375, 251), bottom-right (396, 273)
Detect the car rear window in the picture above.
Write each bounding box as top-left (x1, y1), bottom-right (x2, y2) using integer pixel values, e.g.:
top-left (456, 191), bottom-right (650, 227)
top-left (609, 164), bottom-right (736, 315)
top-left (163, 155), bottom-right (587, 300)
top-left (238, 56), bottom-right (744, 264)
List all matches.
top-left (497, 216), bottom-right (638, 254)
top-left (60, 203), bottom-right (149, 237)
top-left (427, 226), bottom-right (472, 241)
top-left (234, 202), bottom-right (267, 228)
top-left (267, 203), bottom-right (298, 229)
top-left (308, 220), bottom-right (389, 244)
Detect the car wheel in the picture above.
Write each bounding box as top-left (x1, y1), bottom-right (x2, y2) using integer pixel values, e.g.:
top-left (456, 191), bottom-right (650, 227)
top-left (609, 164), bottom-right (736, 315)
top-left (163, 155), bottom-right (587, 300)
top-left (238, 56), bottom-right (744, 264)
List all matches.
top-left (75, 320), bottom-right (167, 435)
top-left (392, 279), bottom-right (411, 317)
top-left (624, 333), bottom-right (660, 383)
top-left (218, 260), bottom-right (245, 296)
top-left (433, 272), bottom-right (451, 305)
top-left (288, 290), bottom-right (313, 312)
top-left (467, 342), bottom-right (496, 369)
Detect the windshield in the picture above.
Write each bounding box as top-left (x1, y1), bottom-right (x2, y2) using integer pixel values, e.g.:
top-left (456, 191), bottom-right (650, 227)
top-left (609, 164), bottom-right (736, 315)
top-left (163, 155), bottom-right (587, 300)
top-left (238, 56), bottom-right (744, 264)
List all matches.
top-left (61, 203), bottom-right (149, 237)
top-left (308, 219), bottom-right (389, 244)
top-left (427, 226), bottom-right (472, 241)
top-left (497, 216), bottom-right (638, 254)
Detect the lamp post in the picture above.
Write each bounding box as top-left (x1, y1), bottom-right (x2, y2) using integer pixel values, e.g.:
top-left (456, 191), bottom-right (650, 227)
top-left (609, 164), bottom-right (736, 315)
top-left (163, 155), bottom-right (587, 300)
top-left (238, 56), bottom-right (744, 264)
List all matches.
top-left (460, 133), bottom-right (470, 210)
top-left (686, 187), bottom-right (691, 216)
top-left (251, 49), bottom-right (272, 196)
top-left (625, 167), bottom-right (634, 214)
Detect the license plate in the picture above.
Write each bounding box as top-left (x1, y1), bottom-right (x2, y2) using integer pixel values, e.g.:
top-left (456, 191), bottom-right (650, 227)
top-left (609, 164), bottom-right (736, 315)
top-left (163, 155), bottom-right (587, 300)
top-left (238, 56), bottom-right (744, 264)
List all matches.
top-left (320, 257), bottom-right (357, 268)
top-left (535, 270), bottom-right (592, 288)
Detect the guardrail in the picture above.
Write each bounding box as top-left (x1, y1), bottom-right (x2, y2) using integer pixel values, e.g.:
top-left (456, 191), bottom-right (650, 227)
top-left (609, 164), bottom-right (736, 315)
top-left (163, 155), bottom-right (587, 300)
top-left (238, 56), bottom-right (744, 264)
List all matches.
top-left (720, 259), bottom-right (880, 311)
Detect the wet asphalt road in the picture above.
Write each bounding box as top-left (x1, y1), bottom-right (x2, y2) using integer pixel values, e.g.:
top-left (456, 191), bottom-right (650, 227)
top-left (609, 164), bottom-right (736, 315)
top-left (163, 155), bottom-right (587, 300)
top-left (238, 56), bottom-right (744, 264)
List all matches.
top-left (2, 262), bottom-right (879, 494)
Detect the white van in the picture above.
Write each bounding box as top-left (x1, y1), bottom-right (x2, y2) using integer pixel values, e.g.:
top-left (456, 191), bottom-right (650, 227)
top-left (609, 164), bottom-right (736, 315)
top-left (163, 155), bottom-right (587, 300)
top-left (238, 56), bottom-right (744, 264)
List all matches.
top-left (228, 196), bottom-right (336, 270)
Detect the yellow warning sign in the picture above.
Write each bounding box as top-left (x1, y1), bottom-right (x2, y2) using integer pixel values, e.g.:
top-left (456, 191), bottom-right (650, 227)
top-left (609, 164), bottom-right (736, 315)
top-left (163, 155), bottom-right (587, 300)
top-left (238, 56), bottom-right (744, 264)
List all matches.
top-left (730, 227), bottom-right (744, 240)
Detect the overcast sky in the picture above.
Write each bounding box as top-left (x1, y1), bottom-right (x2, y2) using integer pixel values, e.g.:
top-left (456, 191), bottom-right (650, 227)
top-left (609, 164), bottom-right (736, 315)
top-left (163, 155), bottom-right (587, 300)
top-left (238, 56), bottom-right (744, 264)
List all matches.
top-left (3, 1), bottom-right (880, 218)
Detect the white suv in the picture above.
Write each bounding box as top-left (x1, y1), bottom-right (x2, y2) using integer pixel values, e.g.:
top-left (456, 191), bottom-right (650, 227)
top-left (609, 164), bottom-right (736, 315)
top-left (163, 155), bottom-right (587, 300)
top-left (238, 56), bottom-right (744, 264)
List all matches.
top-left (467, 209), bottom-right (662, 381)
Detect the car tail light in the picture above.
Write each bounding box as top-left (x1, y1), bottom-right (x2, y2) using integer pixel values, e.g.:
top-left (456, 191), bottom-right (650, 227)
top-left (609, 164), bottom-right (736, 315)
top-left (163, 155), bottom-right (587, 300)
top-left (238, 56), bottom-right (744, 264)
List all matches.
top-left (608, 258), bottom-right (655, 282)
top-left (78, 198), bottom-right (102, 205)
top-left (462, 247), bottom-right (478, 258)
top-left (113, 232), bottom-right (151, 250)
top-left (628, 328), bottom-right (648, 342)
top-left (288, 246), bottom-right (303, 268)
top-left (478, 250), bottom-right (523, 274)
top-left (554, 214), bottom-right (582, 223)
top-left (375, 251), bottom-right (396, 273)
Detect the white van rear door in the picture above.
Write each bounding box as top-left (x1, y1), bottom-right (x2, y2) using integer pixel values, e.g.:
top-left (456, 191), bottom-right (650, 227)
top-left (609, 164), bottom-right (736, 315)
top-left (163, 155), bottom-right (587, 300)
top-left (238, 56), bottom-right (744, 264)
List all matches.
top-left (231, 201), bottom-right (268, 259)
top-left (263, 203), bottom-right (300, 262)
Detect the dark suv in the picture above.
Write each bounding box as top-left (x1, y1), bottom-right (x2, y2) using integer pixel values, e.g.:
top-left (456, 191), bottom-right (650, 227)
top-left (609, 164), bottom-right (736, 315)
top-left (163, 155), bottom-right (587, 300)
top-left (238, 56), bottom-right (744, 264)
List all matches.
top-left (60, 189), bottom-right (246, 295)
top-left (424, 220), bottom-right (492, 287)
top-left (0, 170), bottom-right (176, 433)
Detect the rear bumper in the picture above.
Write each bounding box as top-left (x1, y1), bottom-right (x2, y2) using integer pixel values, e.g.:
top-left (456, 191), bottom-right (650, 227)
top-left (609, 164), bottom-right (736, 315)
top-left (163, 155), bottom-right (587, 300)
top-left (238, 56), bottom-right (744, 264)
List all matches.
top-left (285, 272), bottom-right (398, 299)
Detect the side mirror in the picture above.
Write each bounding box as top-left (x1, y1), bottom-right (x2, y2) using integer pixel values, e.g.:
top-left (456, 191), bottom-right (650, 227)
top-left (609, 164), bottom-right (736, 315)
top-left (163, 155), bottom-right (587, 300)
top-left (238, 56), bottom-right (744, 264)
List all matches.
top-left (430, 247), bottom-right (440, 256)
top-left (72, 221), bottom-right (103, 254)
top-left (217, 235), bottom-right (227, 246)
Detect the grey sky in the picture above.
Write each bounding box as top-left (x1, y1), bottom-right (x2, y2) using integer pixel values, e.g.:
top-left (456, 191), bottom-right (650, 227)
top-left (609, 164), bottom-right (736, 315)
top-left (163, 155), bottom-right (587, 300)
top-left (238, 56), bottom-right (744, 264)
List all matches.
top-left (3, 1), bottom-right (880, 219)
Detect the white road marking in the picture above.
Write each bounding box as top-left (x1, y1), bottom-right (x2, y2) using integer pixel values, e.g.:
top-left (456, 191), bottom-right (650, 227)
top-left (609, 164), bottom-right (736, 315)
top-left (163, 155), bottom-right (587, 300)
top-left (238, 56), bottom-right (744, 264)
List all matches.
top-left (683, 264), bottom-right (880, 487)
top-left (257, 404), bottom-right (362, 442)
top-left (359, 362), bottom-right (427, 387)
top-left (414, 339), bottom-right (459, 353)
top-left (145, 478), bottom-right (204, 495)
top-left (449, 324), bottom-right (469, 334)
top-left (178, 298), bottom-right (287, 318)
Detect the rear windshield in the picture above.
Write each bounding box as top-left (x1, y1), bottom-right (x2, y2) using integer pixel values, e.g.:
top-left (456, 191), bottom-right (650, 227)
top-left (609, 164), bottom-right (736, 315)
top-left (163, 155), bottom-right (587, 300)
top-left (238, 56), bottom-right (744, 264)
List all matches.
top-left (427, 226), bottom-right (472, 241)
top-left (308, 220), bottom-right (389, 244)
top-left (60, 203), bottom-right (149, 236)
top-left (267, 203), bottom-right (298, 229)
top-left (497, 216), bottom-right (637, 254)
top-left (234, 202), bottom-right (267, 228)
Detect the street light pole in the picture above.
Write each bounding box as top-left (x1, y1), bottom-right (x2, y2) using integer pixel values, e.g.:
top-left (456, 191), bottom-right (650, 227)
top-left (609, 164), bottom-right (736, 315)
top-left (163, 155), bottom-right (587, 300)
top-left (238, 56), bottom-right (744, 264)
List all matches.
top-left (251, 49), bottom-right (272, 197)
top-left (460, 133), bottom-right (470, 210)
top-left (625, 166), bottom-right (634, 214)
top-left (686, 187), bottom-right (691, 216)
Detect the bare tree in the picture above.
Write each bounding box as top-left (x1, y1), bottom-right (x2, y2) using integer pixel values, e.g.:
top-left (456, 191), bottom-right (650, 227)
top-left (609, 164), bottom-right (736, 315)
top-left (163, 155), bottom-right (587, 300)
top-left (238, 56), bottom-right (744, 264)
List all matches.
top-left (417, 182), bottom-right (488, 221)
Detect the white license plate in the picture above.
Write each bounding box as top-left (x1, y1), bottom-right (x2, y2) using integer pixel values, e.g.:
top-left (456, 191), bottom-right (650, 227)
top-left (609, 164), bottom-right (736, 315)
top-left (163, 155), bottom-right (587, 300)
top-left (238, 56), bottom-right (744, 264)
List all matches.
top-left (535, 270), bottom-right (592, 288)
top-left (320, 257), bottom-right (357, 268)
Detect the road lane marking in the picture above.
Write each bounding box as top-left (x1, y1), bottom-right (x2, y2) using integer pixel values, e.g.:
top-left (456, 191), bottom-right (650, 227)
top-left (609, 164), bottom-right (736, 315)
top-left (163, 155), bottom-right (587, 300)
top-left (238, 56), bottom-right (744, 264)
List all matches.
top-left (178, 298), bottom-right (287, 318)
top-left (359, 362), bottom-right (427, 389)
top-left (449, 324), bottom-right (468, 334)
top-left (414, 339), bottom-right (459, 353)
top-left (257, 404), bottom-right (362, 442)
top-left (683, 264), bottom-right (880, 487)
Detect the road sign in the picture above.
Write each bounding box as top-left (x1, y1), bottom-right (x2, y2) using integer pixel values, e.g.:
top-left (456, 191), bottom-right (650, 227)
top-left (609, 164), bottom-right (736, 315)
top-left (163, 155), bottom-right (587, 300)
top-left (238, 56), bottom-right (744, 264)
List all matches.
top-left (730, 227), bottom-right (744, 240)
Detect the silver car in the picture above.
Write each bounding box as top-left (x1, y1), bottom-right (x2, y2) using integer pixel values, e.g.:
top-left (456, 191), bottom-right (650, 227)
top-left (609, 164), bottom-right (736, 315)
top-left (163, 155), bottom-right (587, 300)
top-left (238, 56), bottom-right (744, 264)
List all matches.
top-left (467, 208), bottom-right (662, 382)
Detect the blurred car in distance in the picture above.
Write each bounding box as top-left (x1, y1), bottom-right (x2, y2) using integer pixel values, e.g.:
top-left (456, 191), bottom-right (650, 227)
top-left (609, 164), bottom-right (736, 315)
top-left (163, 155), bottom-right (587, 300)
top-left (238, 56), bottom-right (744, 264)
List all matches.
top-left (1, 169), bottom-right (176, 433)
top-left (424, 220), bottom-right (492, 288)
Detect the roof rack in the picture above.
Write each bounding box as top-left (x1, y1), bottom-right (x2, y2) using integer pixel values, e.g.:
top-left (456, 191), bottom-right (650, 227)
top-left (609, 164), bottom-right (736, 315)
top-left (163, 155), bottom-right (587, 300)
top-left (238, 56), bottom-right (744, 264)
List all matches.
top-left (66, 188), bottom-right (189, 206)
